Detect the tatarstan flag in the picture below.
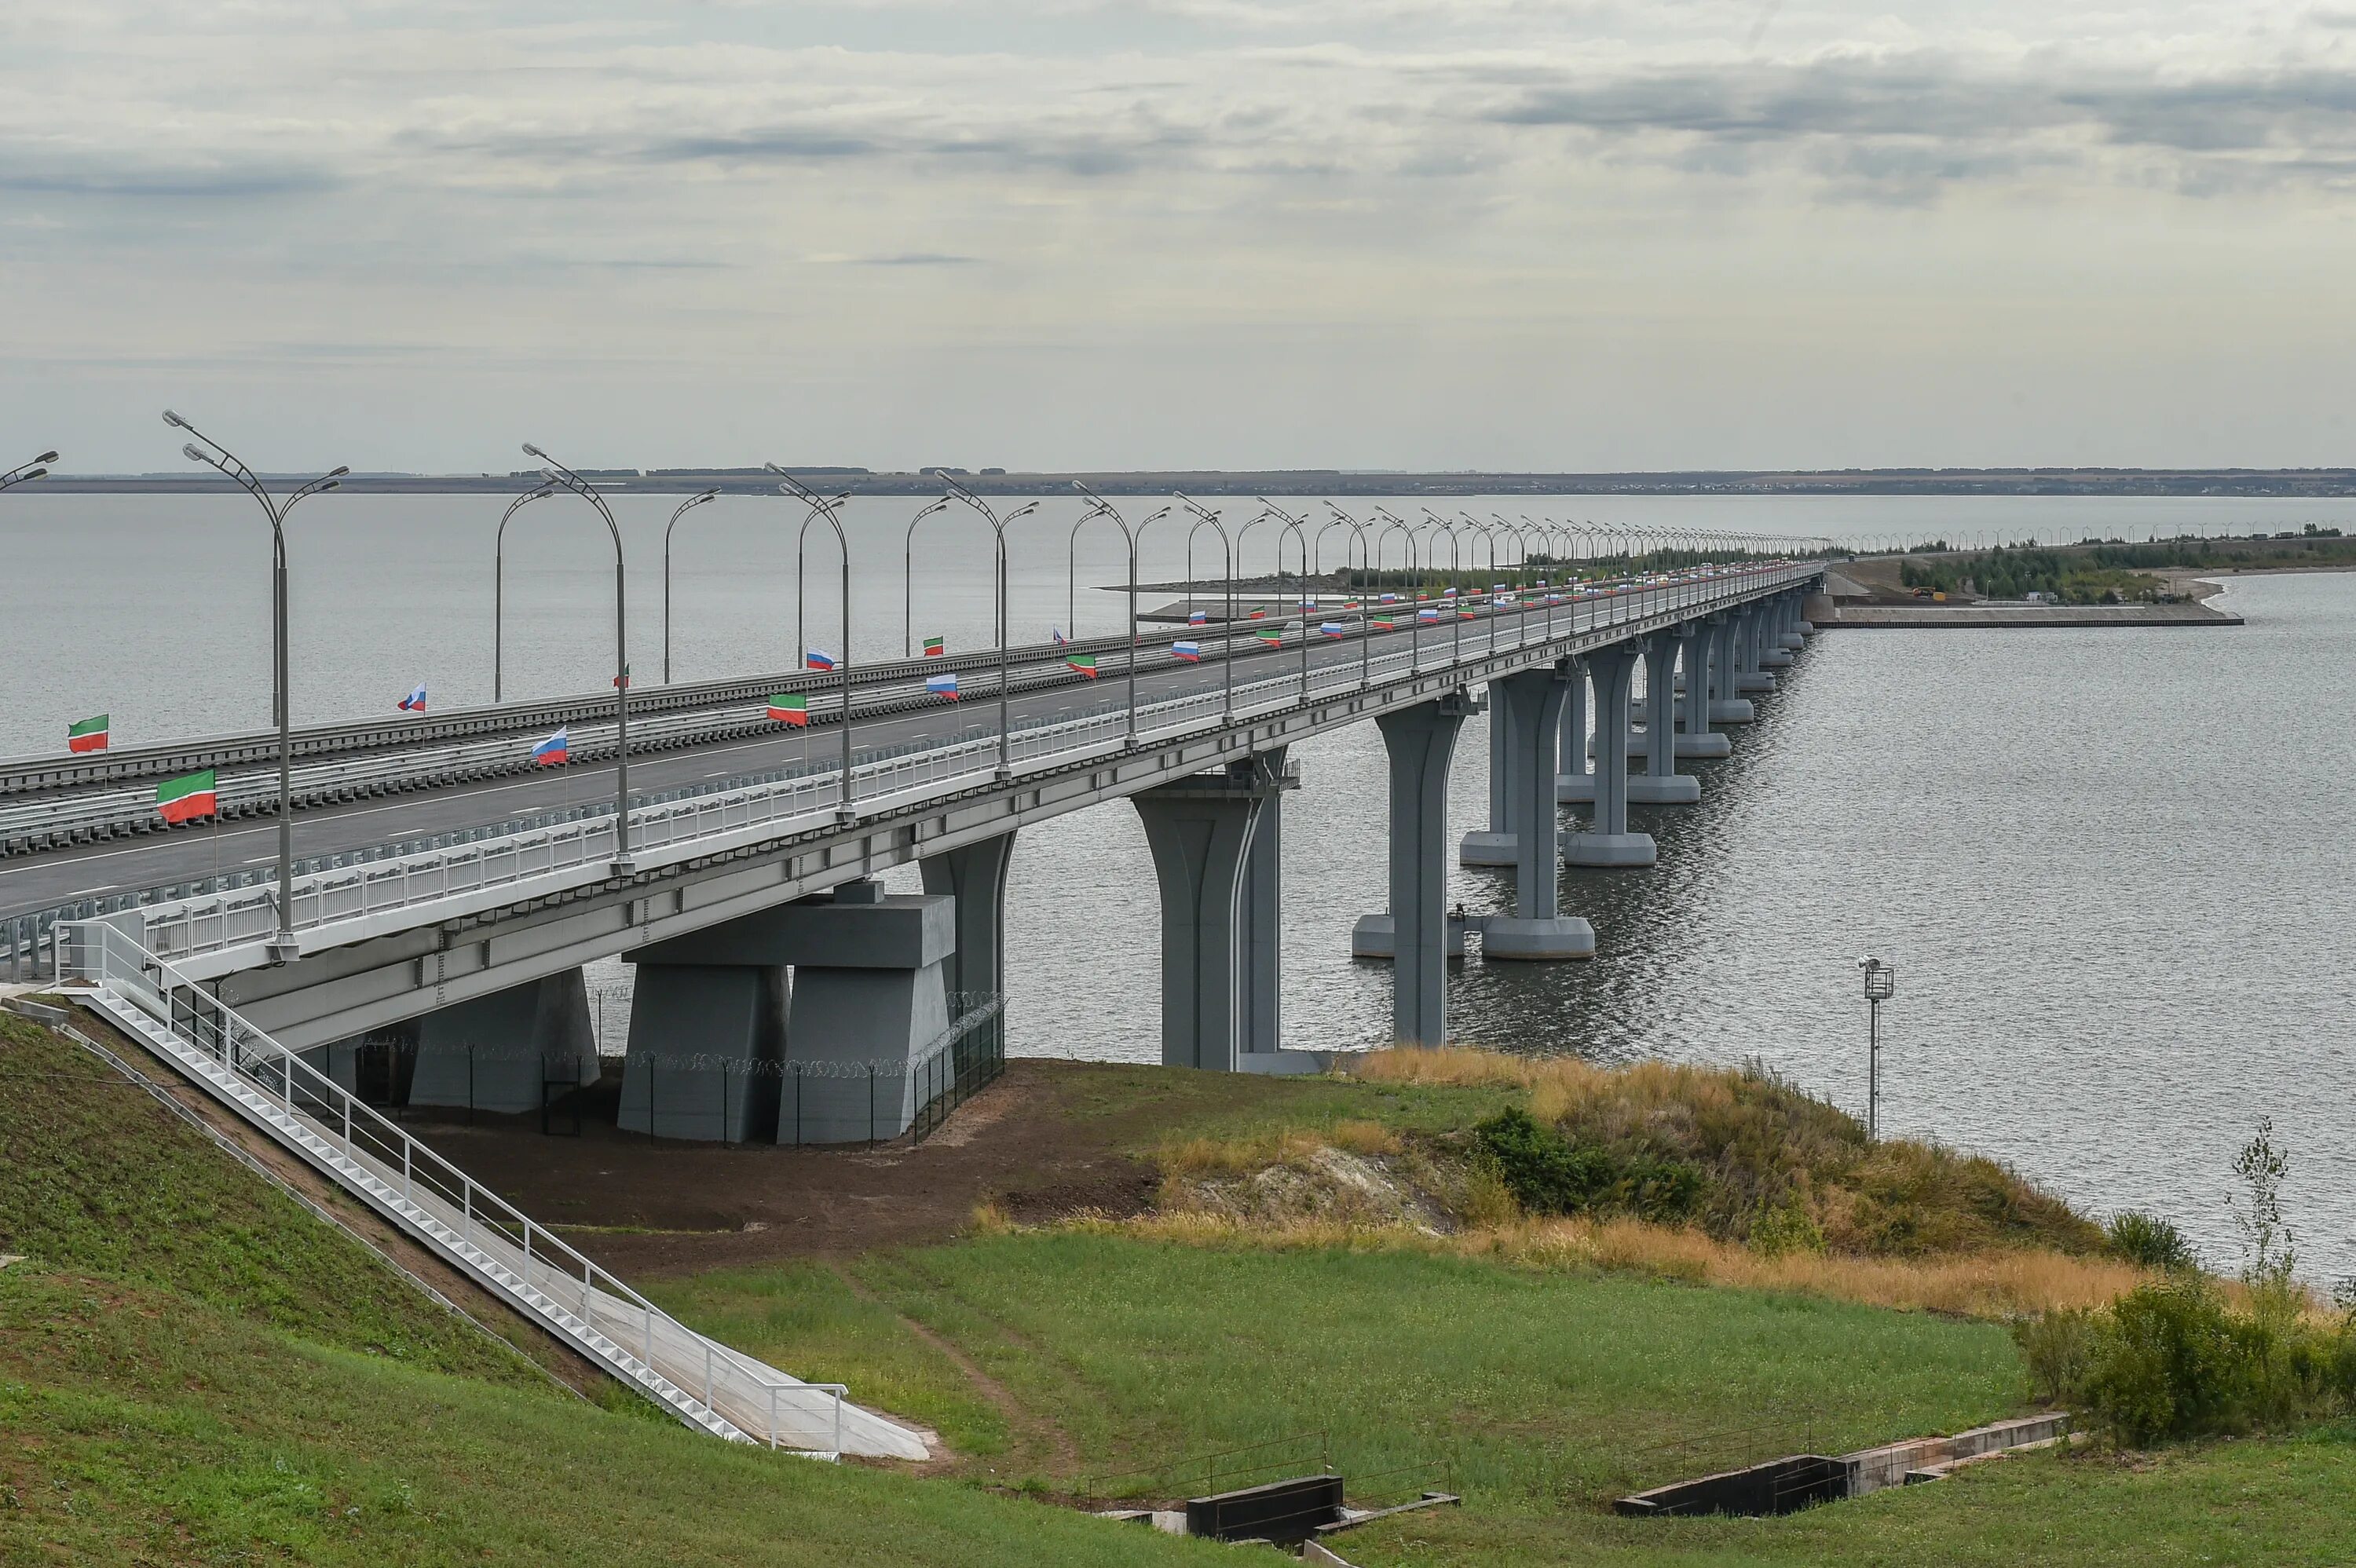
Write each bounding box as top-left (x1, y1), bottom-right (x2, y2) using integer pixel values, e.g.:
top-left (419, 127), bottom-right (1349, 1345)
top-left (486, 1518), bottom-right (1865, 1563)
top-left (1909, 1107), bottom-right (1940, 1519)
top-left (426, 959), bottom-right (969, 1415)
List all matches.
top-left (67, 715), bottom-right (109, 754)
top-left (924, 636), bottom-right (946, 658)
top-left (1065, 652), bottom-right (1098, 678)
top-left (157, 769), bottom-right (218, 824)
top-left (768, 693), bottom-right (809, 727)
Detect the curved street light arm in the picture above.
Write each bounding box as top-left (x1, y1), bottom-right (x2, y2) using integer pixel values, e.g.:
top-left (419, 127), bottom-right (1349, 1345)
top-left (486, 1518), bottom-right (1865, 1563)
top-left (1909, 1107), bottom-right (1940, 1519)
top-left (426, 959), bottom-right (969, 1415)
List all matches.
top-left (659, 488), bottom-right (722, 684)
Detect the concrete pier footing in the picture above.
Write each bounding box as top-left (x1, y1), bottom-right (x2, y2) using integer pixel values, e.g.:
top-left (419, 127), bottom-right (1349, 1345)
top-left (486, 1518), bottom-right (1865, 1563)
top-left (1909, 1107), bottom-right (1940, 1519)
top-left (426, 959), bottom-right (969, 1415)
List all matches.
top-left (1461, 694), bottom-right (1520, 866)
top-left (1564, 642), bottom-right (1656, 868)
top-left (1634, 629), bottom-right (1699, 806)
top-left (409, 971), bottom-right (598, 1116)
top-left (1350, 913), bottom-right (1466, 959)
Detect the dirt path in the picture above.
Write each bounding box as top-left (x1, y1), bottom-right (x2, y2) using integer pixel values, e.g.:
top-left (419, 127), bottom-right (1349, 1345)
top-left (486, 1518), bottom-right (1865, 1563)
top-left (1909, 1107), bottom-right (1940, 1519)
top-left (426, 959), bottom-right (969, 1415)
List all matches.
top-left (827, 1260), bottom-right (1084, 1478)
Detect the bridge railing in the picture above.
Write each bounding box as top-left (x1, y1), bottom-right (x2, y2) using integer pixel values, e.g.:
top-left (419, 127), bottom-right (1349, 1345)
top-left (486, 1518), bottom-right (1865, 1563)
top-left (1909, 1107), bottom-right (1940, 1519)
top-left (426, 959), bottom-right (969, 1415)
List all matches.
top-left (57, 916), bottom-right (913, 1455)
top-left (34, 565), bottom-right (1813, 970)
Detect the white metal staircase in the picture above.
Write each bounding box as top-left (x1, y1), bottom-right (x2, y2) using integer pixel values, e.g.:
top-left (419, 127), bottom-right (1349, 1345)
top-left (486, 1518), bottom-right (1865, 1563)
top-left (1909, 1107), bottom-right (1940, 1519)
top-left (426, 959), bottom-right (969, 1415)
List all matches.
top-left (57, 917), bottom-right (927, 1461)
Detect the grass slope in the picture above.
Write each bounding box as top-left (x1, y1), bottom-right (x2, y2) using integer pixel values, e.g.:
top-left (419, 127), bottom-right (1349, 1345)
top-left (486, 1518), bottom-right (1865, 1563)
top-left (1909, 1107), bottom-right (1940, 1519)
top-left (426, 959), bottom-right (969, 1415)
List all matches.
top-left (0, 1014), bottom-right (1220, 1566)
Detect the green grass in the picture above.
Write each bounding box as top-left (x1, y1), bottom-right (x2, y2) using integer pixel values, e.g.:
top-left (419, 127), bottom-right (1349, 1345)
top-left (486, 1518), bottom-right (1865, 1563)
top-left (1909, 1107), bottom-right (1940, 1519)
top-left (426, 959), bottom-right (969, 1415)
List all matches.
top-left (830, 1235), bottom-right (2025, 1505)
top-left (0, 1267), bottom-right (1225, 1566)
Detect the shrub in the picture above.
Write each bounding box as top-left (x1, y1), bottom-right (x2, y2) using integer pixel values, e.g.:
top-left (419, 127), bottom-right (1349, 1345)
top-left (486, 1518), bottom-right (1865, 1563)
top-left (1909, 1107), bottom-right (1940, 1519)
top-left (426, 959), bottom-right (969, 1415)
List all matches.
top-left (1747, 1194), bottom-right (1827, 1259)
top-left (2106, 1210), bottom-right (2197, 1272)
top-left (1472, 1108), bottom-right (1703, 1223)
top-left (2012, 1307), bottom-right (2098, 1406)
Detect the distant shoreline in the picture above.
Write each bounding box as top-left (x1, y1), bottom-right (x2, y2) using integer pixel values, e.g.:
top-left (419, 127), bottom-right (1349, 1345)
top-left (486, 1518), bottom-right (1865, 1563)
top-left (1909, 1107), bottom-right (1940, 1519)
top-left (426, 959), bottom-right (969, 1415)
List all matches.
top-left (24, 467), bottom-right (2356, 501)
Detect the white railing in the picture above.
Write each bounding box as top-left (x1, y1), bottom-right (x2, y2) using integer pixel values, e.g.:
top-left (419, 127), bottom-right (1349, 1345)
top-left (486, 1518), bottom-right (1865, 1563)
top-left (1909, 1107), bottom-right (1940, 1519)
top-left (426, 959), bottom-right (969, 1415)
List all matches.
top-left (71, 566), bottom-right (1813, 969)
top-left (58, 916), bottom-right (929, 1460)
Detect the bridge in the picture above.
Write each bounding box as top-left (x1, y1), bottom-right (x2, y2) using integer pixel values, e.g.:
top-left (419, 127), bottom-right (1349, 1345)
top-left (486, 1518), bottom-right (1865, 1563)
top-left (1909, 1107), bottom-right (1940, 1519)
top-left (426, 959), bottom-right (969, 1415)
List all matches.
top-left (5, 463), bottom-right (1820, 1454)
top-left (17, 547), bottom-right (1821, 1109)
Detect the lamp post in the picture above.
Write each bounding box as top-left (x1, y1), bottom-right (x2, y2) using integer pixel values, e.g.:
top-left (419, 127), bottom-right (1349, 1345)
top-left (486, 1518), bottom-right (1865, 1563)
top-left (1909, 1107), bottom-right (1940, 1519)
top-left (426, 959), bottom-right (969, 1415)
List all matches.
top-left (1070, 482), bottom-right (1154, 746)
top-left (939, 475), bottom-right (1041, 780)
top-left (1860, 956), bottom-right (1895, 1139)
top-left (1252, 497), bottom-right (1313, 702)
top-left (519, 443), bottom-right (636, 874)
top-left (164, 411), bottom-right (346, 960)
top-left (1316, 503), bottom-right (1372, 689)
top-left (769, 470), bottom-right (861, 821)
top-left (898, 495), bottom-right (953, 660)
top-left (1420, 510), bottom-right (1466, 671)
top-left (492, 480), bottom-right (560, 703)
top-left (1372, 506), bottom-right (1417, 671)
top-left (660, 488), bottom-right (722, 685)
top-left (1175, 494), bottom-right (1235, 722)
top-left (0, 451), bottom-right (57, 493)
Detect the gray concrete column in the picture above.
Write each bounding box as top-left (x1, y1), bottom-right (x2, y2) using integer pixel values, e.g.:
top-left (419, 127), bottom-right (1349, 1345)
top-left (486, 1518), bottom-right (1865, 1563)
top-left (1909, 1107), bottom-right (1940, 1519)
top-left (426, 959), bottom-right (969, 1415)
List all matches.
top-left (409, 970), bottom-right (598, 1116)
top-left (1677, 622), bottom-right (1732, 758)
top-left (1776, 591), bottom-right (1807, 651)
top-left (1710, 615), bottom-right (1756, 721)
top-left (1736, 605), bottom-right (1779, 692)
top-left (920, 829), bottom-right (1014, 1064)
top-left (1564, 641), bottom-right (1655, 868)
top-left (1240, 753), bottom-right (1286, 1060)
top-left (621, 881), bottom-right (959, 1143)
top-left (1627, 630), bottom-right (1700, 804)
top-left (1367, 693), bottom-right (1474, 1044)
top-left (1133, 753), bottom-right (1296, 1072)
top-left (1556, 657), bottom-right (1595, 804)
top-left (1461, 697), bottom-right (1520, 866)
top-left (1484, 663), bottom-right (1595, 960)
top-left (617, 962), bottom-right (785, 1142)
top-left (1762, 594), bottom-right (1797, 666)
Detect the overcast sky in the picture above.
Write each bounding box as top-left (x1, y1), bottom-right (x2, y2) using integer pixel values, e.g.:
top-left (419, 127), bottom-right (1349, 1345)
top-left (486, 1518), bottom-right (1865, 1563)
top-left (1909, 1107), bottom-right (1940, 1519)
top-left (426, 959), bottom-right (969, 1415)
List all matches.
top-left (8, 0), bottom-right (2356, 473)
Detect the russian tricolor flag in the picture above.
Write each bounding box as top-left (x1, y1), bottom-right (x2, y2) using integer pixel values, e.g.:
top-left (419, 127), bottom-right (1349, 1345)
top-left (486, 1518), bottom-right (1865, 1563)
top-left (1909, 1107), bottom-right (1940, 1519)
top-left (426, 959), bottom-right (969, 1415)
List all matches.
top-left (1052, 628), bottom-right (1069, 646)
top-left (397, 684), bottom-right (426, 712)
top-left (532, 728), bottom-right (569, 766)
top-left (1379, 593), bottom-right (1399, 603)
top-left (1319, 621), bottom-right (1347, 638)
top-left (1418, 607), bottom-right (1441, 622)
top-left (1187, 609), bottom-right (1209, 626)
top-left (927, 672), bottom-right (960, 700)
top-left (805, 648), bottom-right (836, 671)
top-left (1172, 641), bottom-right (1202, 662)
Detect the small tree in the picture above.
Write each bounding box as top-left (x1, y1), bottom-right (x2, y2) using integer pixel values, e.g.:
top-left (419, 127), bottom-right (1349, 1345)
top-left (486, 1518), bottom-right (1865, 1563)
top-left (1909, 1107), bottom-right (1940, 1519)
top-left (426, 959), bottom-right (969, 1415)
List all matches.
top-left (2229, 1117), bottom-right (2296, 1290)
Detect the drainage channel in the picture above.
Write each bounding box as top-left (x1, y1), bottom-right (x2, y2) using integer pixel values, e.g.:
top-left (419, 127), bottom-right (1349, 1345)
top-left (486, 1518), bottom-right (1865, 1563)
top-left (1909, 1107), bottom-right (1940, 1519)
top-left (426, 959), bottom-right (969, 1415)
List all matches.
top-left (1615, 1413), bottom-right (2073, 1519)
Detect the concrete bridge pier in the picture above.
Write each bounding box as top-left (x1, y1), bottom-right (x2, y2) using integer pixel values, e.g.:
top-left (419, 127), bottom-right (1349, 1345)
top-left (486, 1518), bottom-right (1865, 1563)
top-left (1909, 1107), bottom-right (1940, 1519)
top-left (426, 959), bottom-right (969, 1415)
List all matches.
top-left (618, 880), bottom-right (959, 1143)
top-left (1710, 616), bottom-right (1757, 721)
top-left (1760, 596), bottom-right (1797, 667)
top-left (1460, 694), bottom-right (1520, 866)
top-left (1136, 751), bottom-right (1315, 1072)
top-left (1556, 656), bottom-right (1596, 804)
top-left (1776, 592), bottom-right (1809, 651)
top-left (1483, 663), bottom-right (1596, 960)
top-left (1563, 642), bottom-right (1656, 868)
top-left (1352, 693), bottom-right (1476, 1043)
top-left (1677, 622), bottom-right (1732, 758)
top-left (920, 829), bottom-right (1015, 1070)
top-left (408, 971), bottom-right (598, 1117)
top-left (1626, 630), bottom-right (1700, 805)
top-left (1735, 605), bottom-right (1779, 692)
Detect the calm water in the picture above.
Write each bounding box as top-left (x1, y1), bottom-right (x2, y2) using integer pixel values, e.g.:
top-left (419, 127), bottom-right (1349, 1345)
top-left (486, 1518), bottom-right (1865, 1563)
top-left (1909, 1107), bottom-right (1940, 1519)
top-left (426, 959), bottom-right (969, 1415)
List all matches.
top-left (5, 493), bottom-right (2354, 1275)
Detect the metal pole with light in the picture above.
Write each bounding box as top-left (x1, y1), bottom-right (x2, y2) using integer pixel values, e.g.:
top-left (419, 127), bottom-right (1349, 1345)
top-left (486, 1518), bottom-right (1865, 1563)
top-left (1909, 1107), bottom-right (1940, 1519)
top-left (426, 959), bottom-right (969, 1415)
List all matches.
top-left (0, 451), bottom-right (57, 494)
top-left (1860, 956), bottom-right (1895, 1139)
top-left (492, 481), bottom-right (560, 702)
top-left (1071, 482), bottom-right (1153, 746)
top-left (519, 442), bottom-right (636, 873)
top-left (1253, 497), bottom-right (1313, 702)
top-left (1317, 503), bottom-right (1372, 689)
top-left (769, 470), bottom-right (862, 821)
top-left (660, 488), bottom-right (721, 684)
top-left (898, 494), bottom-right (953, 660)
top-left (1175, 495), bottom-right (1235, 722)
top-left (939, 475), bottom-right (1041, 780)
top-left (165, 411), bottom-right (346, 959)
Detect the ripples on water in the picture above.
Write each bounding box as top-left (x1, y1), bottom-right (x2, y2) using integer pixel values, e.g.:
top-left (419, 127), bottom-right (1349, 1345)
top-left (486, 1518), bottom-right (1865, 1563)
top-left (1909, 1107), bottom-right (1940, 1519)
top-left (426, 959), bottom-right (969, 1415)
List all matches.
top-left (5, 495), bottom-right (2353, 1274)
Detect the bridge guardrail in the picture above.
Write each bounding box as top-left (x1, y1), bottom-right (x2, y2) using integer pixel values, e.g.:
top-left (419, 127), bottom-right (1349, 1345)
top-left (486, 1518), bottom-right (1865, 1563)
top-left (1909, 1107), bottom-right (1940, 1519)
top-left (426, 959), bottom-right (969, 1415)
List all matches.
top-left (58, 917), bottom-right (925, 1457)
top-left (14, 566), bottom-right (1813, 977)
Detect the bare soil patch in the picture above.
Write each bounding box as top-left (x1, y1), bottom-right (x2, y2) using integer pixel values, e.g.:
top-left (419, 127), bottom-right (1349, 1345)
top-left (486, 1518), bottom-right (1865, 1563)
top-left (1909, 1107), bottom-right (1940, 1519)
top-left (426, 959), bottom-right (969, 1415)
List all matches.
top-left (397, 1060), bottom-right (1169, 1277)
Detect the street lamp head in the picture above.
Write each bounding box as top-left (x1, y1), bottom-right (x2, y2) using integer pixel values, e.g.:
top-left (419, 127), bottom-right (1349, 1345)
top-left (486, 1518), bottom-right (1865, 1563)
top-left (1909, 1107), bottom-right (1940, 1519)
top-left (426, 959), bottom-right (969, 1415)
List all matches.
top-left (327, 466), bottom-right (350, 479)
top-left (20, 467), bottom-right (46, 483)
top-left (36, 451), bottom-right (58, 466)
top-left (181, 443), bottom-right (207, 463)
top-left (1006, 501), bottom-right (1041, 523)
top-left (521, 442), bottom-right (547, 459)
top-left (162, 410), bottom-right (186, 429)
